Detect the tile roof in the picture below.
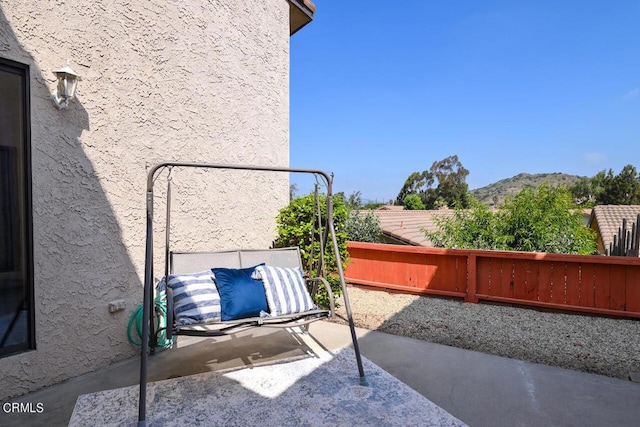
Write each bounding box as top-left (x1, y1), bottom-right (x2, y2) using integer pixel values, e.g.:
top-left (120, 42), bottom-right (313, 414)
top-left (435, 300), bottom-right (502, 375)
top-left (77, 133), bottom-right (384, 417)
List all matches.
top-left (376, 205), bottom-right (405, 211)
top-left (590, 205), bottom-right (640, 253)
top-left (370, 209), bottom-right (454, 246)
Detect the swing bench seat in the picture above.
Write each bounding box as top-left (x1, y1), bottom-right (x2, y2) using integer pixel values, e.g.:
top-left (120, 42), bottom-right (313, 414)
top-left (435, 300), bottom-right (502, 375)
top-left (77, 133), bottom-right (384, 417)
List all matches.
top-left (156, 247), bottom-right (334, 345)
top-left (138, 162), bottom-right (367, 426)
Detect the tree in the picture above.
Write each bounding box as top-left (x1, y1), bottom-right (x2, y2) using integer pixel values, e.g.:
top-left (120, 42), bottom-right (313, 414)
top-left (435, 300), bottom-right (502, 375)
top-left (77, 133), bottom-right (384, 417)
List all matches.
top-left (427, 185), bottom-right (596, 255)
top-left (606, 164), bottom-right (640, 205)
top-left (396, 171), bottom-right (433, 205)
top-left (289, 183), bottom-right (298, 201)
top-left (569, 176), bottom-right (598, 206)
top-left (428, 155), bottom-right (470, 209)
top-left (569, 164), bottom-right (640, 205)
top-left (346, 190), bottom-right (362, 210)
top-left (396, 155), bottom-right (470, 209)
top-left (402, 194), bottom-right (425, 210)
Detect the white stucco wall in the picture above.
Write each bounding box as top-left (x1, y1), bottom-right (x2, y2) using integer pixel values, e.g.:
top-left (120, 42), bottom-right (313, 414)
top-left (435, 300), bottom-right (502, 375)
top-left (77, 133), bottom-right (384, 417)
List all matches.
top-left (0, 0), bottom-right (291, 399)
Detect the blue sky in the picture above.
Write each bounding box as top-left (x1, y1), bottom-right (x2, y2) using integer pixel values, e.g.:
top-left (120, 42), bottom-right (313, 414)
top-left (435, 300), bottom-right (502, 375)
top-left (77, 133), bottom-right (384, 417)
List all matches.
top-left (289, 1), bottom-right (640, 203)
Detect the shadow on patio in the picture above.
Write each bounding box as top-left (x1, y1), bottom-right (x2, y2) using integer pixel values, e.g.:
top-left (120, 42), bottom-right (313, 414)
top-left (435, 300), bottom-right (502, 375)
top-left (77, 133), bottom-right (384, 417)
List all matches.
top-left (2, 318), bottom-right (640, 426)
top-left (2, 323), bottom-right (463, 426)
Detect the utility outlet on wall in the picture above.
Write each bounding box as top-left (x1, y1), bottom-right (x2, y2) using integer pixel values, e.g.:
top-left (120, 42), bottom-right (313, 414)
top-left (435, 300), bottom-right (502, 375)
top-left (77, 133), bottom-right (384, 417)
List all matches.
top-left (108, 299), bottom-right (126, 313)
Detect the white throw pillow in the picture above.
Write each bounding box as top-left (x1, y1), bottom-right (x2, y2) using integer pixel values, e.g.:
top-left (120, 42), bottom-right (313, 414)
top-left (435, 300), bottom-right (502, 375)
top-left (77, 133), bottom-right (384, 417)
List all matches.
top-left (255, 265), bottom-right (317, 316)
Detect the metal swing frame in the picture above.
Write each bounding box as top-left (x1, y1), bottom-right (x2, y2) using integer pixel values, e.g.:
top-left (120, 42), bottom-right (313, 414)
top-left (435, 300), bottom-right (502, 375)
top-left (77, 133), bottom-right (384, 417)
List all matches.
top-left (138, 162), bottom-right (366, 426)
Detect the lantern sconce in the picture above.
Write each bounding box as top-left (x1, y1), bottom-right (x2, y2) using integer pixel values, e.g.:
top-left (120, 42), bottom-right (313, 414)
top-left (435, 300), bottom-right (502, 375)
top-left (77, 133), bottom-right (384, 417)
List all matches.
top-left (51, 62), bottom-right (81, 109)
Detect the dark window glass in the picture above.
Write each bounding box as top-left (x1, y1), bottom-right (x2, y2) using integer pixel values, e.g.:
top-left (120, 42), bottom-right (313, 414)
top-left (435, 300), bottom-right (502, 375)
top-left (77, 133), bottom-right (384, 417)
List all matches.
top-left (0, 58), bottom-right (34, 357)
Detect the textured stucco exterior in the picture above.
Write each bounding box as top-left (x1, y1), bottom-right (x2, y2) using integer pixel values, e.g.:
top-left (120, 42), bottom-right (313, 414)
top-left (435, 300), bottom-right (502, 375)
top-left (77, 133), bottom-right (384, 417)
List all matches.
top-left (0, 0), bottom-right (292, 399)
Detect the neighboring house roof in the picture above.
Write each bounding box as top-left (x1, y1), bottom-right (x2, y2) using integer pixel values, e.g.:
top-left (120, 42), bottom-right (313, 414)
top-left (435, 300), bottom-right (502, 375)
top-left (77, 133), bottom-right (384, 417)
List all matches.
top-left (289, 0), bottom-right (316, 35)
top-left (371, 209), bottom-right (454, 246)
top-left (589, 205), bottom-right (640, 254)
top-left (376, 205), bottom-right (405, 211)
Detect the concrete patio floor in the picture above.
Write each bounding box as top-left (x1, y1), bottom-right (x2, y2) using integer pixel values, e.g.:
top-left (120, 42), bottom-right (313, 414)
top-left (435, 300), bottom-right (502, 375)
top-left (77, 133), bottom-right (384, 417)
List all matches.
top-left (2, 321), bottom-right (640, 427)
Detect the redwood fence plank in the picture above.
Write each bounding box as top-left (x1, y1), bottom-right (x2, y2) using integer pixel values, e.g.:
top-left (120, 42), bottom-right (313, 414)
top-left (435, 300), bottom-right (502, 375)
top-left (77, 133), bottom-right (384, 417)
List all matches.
top-left (476, 257), bottom-right (491, 295)
top-left (524, 260), bottom-right (539, 301)
top-left (440, 254), bottom-right (459, 292)
top-left (504, 259), bottom-right (516, 300)
top-left (466, 254), bottom-right (477, 302)
top-left (491, 257), bottom-right (505, 297)
top-left (580, 263), bottom-right (596, 309)
top-left (565, 263), bottom-right (581, 307)
top-left (593, 264), bottom-right (611, 310)
top-left (537, 261), bottom-right (553, 303)
top-left (512, 259), bottom-right (528, 301)
top-left (608, 265), bottom-right (626, 311)
top-left (549, 262), bottom-right (566, 305)
top-left (455, 255), bottom-right (467, 293)
top-left (626, 266), bottom-right (640, 312)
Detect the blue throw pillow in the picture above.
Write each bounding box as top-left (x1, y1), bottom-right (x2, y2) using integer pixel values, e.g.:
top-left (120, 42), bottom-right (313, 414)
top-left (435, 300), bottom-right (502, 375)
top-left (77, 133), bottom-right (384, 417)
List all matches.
top-left (212, 264), bottom-right (268, 321)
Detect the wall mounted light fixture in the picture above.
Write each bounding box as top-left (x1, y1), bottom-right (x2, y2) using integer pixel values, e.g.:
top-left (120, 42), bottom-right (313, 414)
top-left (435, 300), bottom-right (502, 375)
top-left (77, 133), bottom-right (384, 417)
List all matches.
top-left (51, 63), bottom-right (80, 109)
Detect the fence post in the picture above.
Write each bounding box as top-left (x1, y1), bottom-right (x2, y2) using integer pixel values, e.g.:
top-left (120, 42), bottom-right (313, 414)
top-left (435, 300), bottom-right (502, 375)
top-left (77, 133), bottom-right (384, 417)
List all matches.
top-left (466, 253), bottom-right (478, 303)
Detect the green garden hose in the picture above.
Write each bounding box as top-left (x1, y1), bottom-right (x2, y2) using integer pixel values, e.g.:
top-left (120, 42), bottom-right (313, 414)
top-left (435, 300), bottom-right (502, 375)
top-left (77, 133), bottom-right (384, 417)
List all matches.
top-left (127, 291), bottom-right (174, 348)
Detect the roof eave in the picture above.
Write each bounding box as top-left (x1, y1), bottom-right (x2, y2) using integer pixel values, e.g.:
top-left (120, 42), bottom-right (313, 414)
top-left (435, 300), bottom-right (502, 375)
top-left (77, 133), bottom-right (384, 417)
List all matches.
top-left (289, 0), bottom-right (316, 35)
top-left (382, 231), bottom-right (424, 247)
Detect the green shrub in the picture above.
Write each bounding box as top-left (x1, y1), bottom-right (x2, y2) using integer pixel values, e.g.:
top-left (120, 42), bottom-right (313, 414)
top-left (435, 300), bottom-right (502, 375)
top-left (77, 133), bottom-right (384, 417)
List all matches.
top-left (426, 186), bottom-right (596, 255)
top-left (426, 198), bottom-right (506, 250)
top-left (346, 210), bottom-right (383, 243)
top-left (402, 194), bottom-right (425, 210)
top-left (273, 192), bottom-right (349, 306)
top-left (499, 185), bottom-right (596, 254)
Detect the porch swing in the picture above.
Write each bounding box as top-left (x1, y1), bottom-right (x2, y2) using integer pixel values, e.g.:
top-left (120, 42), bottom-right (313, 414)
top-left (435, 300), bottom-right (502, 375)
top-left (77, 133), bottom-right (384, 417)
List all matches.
top-left (137, 162), bottom-right (366, 426)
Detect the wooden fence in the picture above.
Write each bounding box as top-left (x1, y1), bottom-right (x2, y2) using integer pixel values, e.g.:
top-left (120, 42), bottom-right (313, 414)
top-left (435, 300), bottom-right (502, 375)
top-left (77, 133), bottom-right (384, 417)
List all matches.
top-left (607, 214), bottom-right (640, 257)
top-left (345, 241), bottom-right (640, 319)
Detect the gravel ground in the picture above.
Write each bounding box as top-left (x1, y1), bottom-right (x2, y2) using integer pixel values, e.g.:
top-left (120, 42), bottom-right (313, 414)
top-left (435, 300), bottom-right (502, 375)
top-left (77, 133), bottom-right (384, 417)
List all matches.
top-left (332, 285), bottom-right (640, 381)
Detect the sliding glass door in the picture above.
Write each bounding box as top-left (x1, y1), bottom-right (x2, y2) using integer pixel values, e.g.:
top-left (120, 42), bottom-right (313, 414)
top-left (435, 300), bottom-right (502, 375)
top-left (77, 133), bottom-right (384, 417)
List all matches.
top-left (0, 57), bottom-right (34, 357)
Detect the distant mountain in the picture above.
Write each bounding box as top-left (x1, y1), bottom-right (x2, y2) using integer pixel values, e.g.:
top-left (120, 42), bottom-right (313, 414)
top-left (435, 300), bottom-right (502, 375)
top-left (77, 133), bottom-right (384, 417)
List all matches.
top-left (470, 172), bottom-right (585, 206)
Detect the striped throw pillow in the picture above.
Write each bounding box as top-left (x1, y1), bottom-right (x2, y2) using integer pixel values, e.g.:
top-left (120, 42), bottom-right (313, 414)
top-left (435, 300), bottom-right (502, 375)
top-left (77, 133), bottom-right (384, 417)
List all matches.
top-left (166, 270), bottom-right (221, 325)
top-left (255, 265), bottom-right (317, 316)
